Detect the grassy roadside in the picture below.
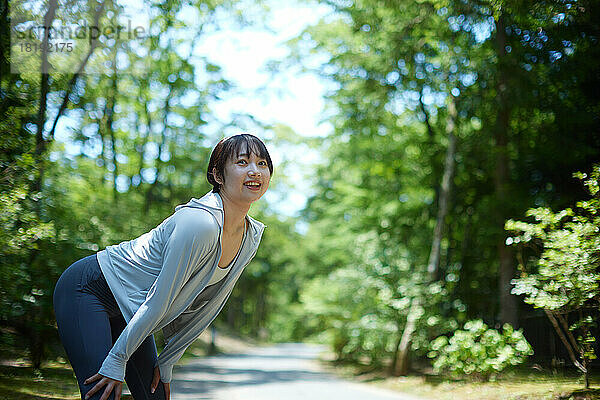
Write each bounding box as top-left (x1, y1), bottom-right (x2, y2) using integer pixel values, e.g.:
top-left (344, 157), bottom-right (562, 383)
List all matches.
top-left (0, 360), bottom-right (80, 400)
top-left (373, 371), bottom-right (599, 400)
top-left (0, 326), bottom-right (261, 400)
top-left (316, 355), bottom-right (600, 400)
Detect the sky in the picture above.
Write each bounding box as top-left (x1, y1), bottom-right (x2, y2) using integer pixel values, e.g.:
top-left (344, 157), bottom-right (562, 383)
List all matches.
top-left (195, 0), bottom-right (333, 138)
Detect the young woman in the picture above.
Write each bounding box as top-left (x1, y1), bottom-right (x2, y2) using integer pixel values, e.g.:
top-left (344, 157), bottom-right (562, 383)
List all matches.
top-left (53, 134), bottom-right (272, 400)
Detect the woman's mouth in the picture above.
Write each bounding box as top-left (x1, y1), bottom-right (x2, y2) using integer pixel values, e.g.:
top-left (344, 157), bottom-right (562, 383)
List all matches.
top-left (244, 181), bottom-right (262, 191)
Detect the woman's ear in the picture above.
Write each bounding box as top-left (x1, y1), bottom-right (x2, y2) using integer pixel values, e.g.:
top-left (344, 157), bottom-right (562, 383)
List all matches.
top-left (212, 167), bottom-right (223, 185)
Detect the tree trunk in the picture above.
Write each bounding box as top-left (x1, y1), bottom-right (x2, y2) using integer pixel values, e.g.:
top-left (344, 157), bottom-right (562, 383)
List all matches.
top-left (394, 97), bottom-right (458, 376)
top-left (33, 0), bottom-right (58, 194)
top-left (256, 290), bottom-right (266, 336)
top-left (544, 309), bottom-right (585, 373)
top-left (107, 57), bottom-right (118, 201)
top-left (493, 11), bottom-right (518, 327)
top-left (0, 0), bottom-right (9, 77)
top-left (144, 87), bottom-right (172, 213)
top-left (135, 84), bottom-right (149, 185)
top-left (209, 326), bottom-right (217, 355)
top-left (428, 99), bottom-right (457, 277)
top-left (394, 297), bottom-right (420, 375)
top-left (389, 323), bottom-right (403, 374)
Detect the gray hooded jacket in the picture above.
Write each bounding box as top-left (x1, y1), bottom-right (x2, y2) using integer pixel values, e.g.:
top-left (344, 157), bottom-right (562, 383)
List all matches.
top-left (95, 191), bottom-right (265, 383)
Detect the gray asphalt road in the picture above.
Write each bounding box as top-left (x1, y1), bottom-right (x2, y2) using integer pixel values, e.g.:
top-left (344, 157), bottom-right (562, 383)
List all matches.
top-left (170, 342), bottom-right (424, 400)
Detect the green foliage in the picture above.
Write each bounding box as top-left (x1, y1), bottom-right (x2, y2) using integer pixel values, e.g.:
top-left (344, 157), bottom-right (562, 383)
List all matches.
top-left (296, 230), bottom-right (458, 366)
top-left (0, 185), bottom-right (53, 257)
top-left (0, 184), bottom-right (56, 366)
top-left (300, 266), bottom-right (393, 363)
top-left (571, 316), bottom-right (598, 365)
top-left (428, 320), bottom-right (533, 381)
top-left (0, 184), bottom-right (54, 321)
top-left (508, 211), bottom-right (600, 311)
top-left (506, 165), bottom-right (600, 385)
top-left (508, 166), bottom-right (600, 312)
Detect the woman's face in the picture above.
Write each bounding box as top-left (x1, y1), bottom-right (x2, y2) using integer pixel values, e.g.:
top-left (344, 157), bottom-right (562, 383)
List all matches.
top-left (215, 150), bottom-right (271, 205)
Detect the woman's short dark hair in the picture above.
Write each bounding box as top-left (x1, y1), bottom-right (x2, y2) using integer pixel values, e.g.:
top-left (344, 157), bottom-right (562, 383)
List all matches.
top-left (207, 134), bottom-right (273, 193)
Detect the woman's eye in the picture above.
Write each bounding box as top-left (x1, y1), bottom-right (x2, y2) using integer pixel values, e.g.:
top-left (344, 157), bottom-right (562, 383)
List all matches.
top-left (237, 160), bottom-right (247, 164)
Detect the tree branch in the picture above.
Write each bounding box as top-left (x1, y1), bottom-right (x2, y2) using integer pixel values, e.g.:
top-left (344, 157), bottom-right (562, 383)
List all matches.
top-left (544, 309), bottom-right (585, 373)
top-left (46, 0), bottom-right (109, 142)
top-left (419, 88), bottom-right (435, 141)
top-left (556, 312), bottom-right (579, 354)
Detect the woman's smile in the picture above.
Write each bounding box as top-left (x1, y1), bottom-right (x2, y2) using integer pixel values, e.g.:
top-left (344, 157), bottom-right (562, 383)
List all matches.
top-left (244, 180), bottom-right (262, 191)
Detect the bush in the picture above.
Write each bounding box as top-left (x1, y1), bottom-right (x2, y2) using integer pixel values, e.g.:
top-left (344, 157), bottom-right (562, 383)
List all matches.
top-left (506, 165), bottom-right (600, 389)
top-left (427, 320), bottom-right (533, 381)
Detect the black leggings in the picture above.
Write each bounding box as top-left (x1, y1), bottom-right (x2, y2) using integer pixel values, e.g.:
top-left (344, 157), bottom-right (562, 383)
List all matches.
top-left (53, 254), bottom-right (166, 400)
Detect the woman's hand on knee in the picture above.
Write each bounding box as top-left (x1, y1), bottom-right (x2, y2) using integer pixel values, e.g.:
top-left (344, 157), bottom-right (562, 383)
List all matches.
top-left (151, 366), bottom-right (170, 399)
top-left (84, 373), bottom-right (122, 400)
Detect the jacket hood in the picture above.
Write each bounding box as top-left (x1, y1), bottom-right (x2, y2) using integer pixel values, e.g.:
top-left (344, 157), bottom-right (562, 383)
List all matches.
top-left (175, 191), bottom-right (223, 215)
top-left (174, 191), bottom-right (266, 246)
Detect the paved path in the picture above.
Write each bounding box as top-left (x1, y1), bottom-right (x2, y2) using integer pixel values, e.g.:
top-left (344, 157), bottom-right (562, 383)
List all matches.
top-left (171, 342), bottom-right (424, 400)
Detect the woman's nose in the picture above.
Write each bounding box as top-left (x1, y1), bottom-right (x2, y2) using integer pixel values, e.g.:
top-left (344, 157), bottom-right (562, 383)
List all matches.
top-left (248, 165), bottom-right (261, 177)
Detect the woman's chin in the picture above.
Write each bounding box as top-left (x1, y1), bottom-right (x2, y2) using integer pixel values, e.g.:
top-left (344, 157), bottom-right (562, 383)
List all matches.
top-left (221, 186), bottom-right (268, 205)
top-left (245, 191), bottom-right (265, 203)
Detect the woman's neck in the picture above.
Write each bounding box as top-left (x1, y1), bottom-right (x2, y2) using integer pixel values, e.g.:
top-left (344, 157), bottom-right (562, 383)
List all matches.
top-left (218, 192), bottom-right (249, 234)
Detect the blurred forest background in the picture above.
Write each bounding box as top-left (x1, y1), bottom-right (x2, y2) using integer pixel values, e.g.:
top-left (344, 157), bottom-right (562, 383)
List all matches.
top-left (1, 0), bottom-right (599, 387)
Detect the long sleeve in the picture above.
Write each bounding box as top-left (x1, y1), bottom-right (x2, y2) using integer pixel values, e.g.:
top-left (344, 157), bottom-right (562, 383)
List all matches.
top-left (156, 292), bottom-right (231, 382)
top-left (98, 208), bottom-right (219, 382)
